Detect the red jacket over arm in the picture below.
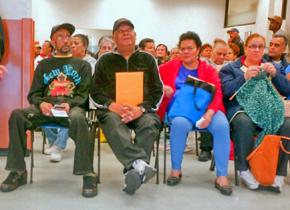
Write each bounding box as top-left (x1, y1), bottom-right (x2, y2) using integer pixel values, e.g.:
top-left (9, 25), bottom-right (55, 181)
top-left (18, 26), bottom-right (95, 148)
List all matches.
top-left (157, 59), bottom-right (225, 121)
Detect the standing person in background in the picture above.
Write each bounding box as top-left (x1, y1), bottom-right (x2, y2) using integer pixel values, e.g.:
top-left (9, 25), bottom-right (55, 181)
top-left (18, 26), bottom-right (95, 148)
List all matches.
top-left (227, 28), bottom-right (244, 57)
top-left (91, 18), bottom-right (163, 195)
top-left (156, 43), bottom-right (169, 65)
top-left (268, 15), bottom-right (285, 35)
top-left (95, 36), bottom-right (115, 59)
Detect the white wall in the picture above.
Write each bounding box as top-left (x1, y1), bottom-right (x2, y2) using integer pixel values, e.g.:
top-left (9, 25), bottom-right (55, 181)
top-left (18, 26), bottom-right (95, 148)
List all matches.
top-left (32, 0), bottom-right (227, 49)
top-left (1, 0), bottom-right (288, 51)
top-left (0, 0), bottom-right (32, 19)
top-left (224, 0), bottom-right (271, 42)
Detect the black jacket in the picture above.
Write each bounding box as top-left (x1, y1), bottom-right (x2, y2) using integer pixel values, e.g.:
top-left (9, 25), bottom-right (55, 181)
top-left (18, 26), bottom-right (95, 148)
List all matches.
top-left (91, 50), bottom-right (163, 111)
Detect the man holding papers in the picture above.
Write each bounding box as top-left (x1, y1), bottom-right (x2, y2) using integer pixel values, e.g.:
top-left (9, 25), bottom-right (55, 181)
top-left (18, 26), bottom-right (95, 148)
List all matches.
top-left (0, 23), bottom-right (97, 198)
top-left (91, 18), bottom-right (163, 194)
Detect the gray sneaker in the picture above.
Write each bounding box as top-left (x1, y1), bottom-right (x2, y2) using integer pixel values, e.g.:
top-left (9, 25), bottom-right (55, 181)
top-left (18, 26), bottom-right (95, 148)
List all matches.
top-left (141, 165), bottom-right (156, 183)
top-left (240, 170), bottom-right (259, 190)
top-left (123, 169), bottom-right (142, 195)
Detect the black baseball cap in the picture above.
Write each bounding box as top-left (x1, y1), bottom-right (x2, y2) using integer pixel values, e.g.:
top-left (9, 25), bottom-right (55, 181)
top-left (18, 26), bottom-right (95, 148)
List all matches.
top-left (227, 28), bottom-right (239, 33)
top-left (113, 18), bottom-right (134, 33)
top-left (50, 23), bottom-right (75, 39)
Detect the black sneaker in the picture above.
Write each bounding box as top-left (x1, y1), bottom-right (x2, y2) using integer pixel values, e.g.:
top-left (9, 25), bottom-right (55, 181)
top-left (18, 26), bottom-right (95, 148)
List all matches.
top-left (198, 150), bottom-right (212, 162)
top-left (0, 171), bottom-right (27, 192)
top-left (123, 169), bottom-right (142, 195)
top-left (82, 175), bottom-right (98, 198)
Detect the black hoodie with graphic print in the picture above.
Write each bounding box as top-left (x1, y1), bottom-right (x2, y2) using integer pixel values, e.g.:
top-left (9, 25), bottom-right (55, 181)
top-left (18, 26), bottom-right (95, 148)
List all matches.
top-left (28, 56), bottom-right (92, 110)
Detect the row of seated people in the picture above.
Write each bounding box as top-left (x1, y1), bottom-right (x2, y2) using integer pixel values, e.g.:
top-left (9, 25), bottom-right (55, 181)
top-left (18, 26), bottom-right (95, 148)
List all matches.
top-left (0, 18), bottom-right (289, 198)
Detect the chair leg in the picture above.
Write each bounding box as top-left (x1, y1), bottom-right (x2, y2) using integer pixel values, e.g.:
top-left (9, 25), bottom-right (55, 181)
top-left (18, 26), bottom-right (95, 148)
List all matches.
top-left (42, 129), bottom-right (46, 154)
top-left (30, 130), bottom-right (34, 183)
top-left (195, 131), bottom-right (199, 156)
top-left (234, 154), bottom-right (239, 186)
top-left (209, 155), bottom-right (215, 171)
top-left (97, 127), bottom-right (101, 184)
top-left (163, 126), bottom-right (167, 184)
top-left (152, 144), bottom-right (156, 157)
top-left (154, 131), bottom-right (160, 184)
top-left (90, 123), bottom-right (96, 165)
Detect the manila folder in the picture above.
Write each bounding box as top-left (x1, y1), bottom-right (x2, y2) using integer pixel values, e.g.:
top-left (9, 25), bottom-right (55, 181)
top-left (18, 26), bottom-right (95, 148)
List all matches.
top-left (116, 72), bottom-right (143, 106)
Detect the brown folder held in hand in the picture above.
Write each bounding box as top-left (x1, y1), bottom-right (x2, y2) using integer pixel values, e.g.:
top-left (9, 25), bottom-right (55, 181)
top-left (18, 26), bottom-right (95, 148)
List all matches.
top-left (116, 72), bottom-right (144, 106)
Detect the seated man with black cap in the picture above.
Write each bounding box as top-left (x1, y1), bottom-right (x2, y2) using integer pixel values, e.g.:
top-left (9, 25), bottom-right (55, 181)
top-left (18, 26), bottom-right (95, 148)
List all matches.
top-left (0, 23), bottom-right (97, 198)
top-left (91, 18), bottom-right (163, 195)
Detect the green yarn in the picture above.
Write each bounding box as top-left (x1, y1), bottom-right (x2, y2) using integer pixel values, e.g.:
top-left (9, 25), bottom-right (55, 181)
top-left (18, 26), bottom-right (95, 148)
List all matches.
top-left (236, 71), bottom-right (285, 147)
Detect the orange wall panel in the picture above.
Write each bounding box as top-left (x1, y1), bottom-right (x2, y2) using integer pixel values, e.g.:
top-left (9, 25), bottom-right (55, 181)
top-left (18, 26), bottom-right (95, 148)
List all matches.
top-left (0, 19), bottom-right (34, 151)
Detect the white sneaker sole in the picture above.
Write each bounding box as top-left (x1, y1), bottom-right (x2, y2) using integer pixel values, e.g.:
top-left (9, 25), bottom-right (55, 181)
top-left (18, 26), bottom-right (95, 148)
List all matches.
top-left (240, 178), bottom-right (259, 190)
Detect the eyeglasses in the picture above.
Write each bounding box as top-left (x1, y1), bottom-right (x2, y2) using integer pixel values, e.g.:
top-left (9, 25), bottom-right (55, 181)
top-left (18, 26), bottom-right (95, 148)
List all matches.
top-left (246, 44), bottom-right (265, 50)
top-left (56, 35), bottom-right (70, 41)
top-left (179, 47), bottom-right (196, 52)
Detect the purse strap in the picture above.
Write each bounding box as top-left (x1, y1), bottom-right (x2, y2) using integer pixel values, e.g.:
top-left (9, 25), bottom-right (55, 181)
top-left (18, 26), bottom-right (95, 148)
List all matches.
top-left (279, 136), bottom-right (290, 154)
top-left (193, 86), bottom-right (201, 111)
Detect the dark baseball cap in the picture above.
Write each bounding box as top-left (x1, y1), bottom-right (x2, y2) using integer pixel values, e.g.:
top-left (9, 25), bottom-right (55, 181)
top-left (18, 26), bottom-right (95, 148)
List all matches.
top-left (227, 28), bottom-right (239, 33)
top-left (113, 18), bottom-right (134, 33)
top-left (50, 23), bottom-right (75, 39)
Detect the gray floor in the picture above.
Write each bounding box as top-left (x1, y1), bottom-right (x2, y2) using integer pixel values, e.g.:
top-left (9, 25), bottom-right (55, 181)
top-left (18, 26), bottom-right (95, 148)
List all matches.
top-left (0, 132), bottom-right (289, 210)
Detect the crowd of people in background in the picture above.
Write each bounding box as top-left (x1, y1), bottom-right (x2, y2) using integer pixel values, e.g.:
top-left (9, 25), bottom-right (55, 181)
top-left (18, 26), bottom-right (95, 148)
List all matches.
top-left (0, 14), bottom-right (289, 198)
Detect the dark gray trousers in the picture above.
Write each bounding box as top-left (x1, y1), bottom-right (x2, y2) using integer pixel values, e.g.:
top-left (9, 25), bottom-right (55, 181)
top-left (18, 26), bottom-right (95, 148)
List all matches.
top-left (5, 106), bottom-right (94, 175)
top-left (97, 111), bottom-right (161, 170)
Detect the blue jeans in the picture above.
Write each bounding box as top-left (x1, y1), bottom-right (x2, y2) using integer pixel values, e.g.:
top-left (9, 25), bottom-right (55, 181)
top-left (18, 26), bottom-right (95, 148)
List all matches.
top-left (170, 111), bottom-right (230, 176)
top-left (42, 127), bottom-right (69, 150)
